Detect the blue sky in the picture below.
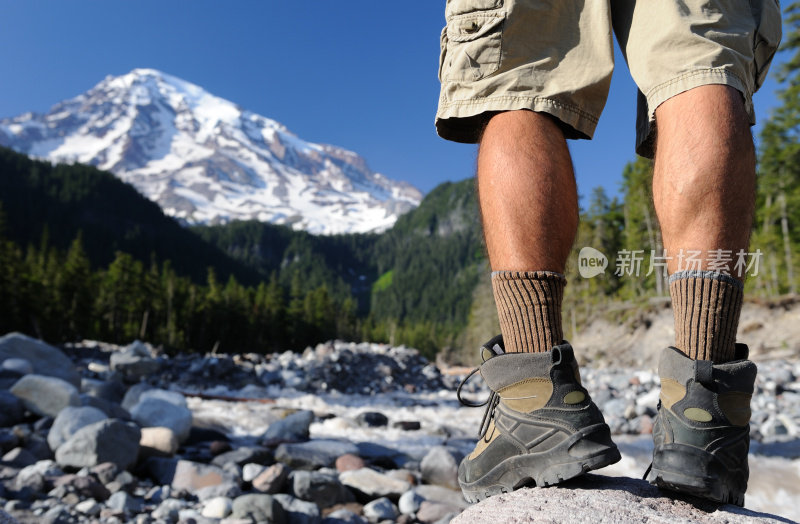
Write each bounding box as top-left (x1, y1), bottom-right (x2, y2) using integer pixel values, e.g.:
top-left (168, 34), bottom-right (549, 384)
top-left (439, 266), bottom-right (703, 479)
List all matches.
top-left (0, 1), bottom-right (787, 204)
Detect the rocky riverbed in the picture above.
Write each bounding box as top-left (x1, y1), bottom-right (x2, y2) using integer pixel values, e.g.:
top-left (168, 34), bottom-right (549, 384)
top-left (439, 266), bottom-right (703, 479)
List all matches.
top-left (0, 332), bottom-right (798, 523)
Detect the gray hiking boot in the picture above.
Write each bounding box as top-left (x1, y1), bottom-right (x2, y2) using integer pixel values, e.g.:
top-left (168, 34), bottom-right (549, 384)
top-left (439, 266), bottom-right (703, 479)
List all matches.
top-left (646, 345), bottom-right (756, 506)
top-left (456, 335), bottom-right (620, 503)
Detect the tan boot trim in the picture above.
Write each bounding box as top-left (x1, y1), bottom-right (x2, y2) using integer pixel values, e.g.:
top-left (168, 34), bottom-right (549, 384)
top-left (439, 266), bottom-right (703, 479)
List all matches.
top-left (660, 378), bottom-right (687, 410)
top-left (498, 378), bottom-right (553, 412)
top-left (718, 391), bottom-right (752, 426)
top-left (469, 420), bottom-right (500, 460)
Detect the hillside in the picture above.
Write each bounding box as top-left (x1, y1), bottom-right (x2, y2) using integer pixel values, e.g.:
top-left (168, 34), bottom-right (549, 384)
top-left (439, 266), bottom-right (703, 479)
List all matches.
top-left (0, 146), bottom-right (257, 285)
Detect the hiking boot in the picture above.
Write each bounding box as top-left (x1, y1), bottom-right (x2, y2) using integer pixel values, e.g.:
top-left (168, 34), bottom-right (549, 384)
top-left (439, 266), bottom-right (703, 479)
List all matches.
top-left (646, 345), bottom-right (756, 506)
top-left (456, 335), bottom-right (620, 503)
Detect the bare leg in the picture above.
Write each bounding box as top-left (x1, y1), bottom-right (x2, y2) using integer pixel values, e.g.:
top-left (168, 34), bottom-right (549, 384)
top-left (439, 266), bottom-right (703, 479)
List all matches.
top-left (653, 85), bottom-right (754, 361)
top-left (478, 111), bottom-right (578, 273)
top-left (477, 110), bottom-right (578, 353)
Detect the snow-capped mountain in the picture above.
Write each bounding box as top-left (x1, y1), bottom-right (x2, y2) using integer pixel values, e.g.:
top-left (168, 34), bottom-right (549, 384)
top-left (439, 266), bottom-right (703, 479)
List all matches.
top-left (0, 69), bottom-right (423, 234)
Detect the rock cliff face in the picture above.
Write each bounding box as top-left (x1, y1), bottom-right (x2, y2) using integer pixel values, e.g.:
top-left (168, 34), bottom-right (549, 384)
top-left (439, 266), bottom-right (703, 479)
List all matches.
top-left (451, 474), bottom-right (794, 524)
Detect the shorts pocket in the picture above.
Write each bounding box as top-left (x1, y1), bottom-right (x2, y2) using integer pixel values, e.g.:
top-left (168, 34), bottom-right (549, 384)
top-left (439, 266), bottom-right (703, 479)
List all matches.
top-left (751, 0), bottom-right (782, 90)
top-left (446, 0), bottom-right (503, 19)
top-left (441, 12), bottom-right (505, 83)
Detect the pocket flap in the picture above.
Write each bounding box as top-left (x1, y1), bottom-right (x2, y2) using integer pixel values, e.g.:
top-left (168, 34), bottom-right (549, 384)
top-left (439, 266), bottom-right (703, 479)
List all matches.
top-left (446, 0), bottom-right (503, 20)
top-left (447, 12), bottom-right (505, 43)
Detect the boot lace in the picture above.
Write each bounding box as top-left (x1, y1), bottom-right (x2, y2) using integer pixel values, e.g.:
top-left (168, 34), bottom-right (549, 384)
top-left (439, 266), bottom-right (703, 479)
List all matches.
top-left (456, 366), bottom-right (500, 440)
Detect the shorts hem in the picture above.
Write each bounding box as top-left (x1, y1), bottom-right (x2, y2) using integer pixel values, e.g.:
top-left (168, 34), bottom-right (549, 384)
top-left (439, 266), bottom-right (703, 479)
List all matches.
top-left (636, 68), bottom-right (753, 158)
top-left (436, 95), bottom-right (600, 144)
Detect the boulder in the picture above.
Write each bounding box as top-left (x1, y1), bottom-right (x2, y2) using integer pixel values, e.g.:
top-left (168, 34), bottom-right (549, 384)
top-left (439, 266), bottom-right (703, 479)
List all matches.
top-left (354, 412), bottom-right (388, 427)
top-left (1, 357), bottom-right (34, 376)
top-left (211, 446), bottom-right (273, 468)
top-left (0, 391), bottom-right (24, 427)
top-left (146, 458), bottom-right (238, 492)
top-left (10, 374), bottom-right (80, 417)
top-left (0, 333), bottom-right (80, 386)
top-left (398, 490), bottom-right (425, 515)
top-left (131, 396), bottom-right (192, 443)
top-left (252, 463), bottom-right (291, 494)
top-left (55, 419), bottom-right (140, 470)
top-left (420, 446), bottom-right (461, 490)
top-left (363, 497), bottom-right (398, 522)
top-left (275, 439), bottom-right (359, 470)
top-left (1, 447), bottom-right (36, 468)
top-left (339, 468), bottom-right (411, 500)
top-left (273, 493), bottom-right (322, 524)
top-left (451, 474), bottom-right (790, 523)
top-left (201, 496), bottom-right (233, 519)
top-left (292, 470), bottom-right (353, 508)
top-left (260, 410), bottom-right (314, 445)
top-left (121, 383), bottom-right (153, 411)
top-left (139, 427), bottom-right (179, 458)
top-left (109, 340), bottom-right (160, 379)
top-left (47, 406), bottom-right (108, 451)
top-left (231, 494), bottom-right (287, 523)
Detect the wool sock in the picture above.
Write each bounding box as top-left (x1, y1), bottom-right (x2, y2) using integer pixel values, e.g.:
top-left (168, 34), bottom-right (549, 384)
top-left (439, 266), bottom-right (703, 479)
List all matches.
top-left (669, 270), bottom-right (744, 362)
top-left (491, 271), bottom-right (566, 353)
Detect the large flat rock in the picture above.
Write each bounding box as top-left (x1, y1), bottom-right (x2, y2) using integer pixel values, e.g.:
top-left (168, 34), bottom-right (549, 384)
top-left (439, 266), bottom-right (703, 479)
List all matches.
top-left (451, 475), bottom-right (794, 524)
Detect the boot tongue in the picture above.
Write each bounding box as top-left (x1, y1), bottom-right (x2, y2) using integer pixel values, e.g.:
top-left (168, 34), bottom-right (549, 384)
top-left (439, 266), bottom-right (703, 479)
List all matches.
top-left (480, 335), bottom-right (505, 362)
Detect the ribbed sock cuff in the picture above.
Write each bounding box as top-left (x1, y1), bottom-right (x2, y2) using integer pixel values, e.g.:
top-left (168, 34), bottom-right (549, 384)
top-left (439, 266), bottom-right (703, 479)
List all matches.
top-left (669, 270), bottom-right (743, 362)
top-left (491, 271), bottom-right (566, 354)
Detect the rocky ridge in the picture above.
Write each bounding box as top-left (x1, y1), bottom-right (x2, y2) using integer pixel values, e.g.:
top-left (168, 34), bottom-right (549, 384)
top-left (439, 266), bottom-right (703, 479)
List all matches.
top-left (0, 331), bottom-right (798, 523)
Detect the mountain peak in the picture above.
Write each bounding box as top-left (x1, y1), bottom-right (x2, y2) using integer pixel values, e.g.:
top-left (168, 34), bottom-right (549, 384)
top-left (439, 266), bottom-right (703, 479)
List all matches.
top-left (0, 70), bottom-right (422, 234)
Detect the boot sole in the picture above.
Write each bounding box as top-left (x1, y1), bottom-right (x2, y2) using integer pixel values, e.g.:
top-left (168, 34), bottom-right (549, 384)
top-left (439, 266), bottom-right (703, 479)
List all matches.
top-left (649, 443), bottom-right (746, 507)
top-left (459, 423), bottom-right (620, 503)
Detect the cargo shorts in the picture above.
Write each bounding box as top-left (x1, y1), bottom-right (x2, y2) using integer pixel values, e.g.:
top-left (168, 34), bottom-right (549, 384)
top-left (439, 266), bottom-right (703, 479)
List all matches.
top-left (435, 0), bottom-right (782, 157)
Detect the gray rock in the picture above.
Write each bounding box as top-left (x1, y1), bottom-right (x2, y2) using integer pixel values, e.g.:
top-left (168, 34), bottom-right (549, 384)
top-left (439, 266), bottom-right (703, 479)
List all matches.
top-left (107, 491), bottom-right (144, 513)
top-left (260, 410), bottom-right (314, 445)
top-left (139, 388), bottom-right (187, 408)
top-left (10, 374), bottom-right (80, 417)
top-left (131, 397), bottom-right (192, 443)
top-left (152, 498), bottom-right (186, 521)
top-left (52, 473), bottom-right (111, 501)
top-left (1, 358), bottom-right (34, 376)
top-left (275, 439), bottom-right (359, 470)
top-left (109, 340), bottom-right (160, 379)
top-left (273, 493), bottom-right (322, 524)
top-left (292, 470), bottom-right (353, 508)
top-left (74, 498), bottom-right (102, 516)
top-left (322, 509), bottom-right (367, 524)
top-left (1, 447), bottom-right (36, 468)
top-left (23, 435), bottom-right (53, 462)
top-left (121, 383), bottom-right (153, 411)
top-left (243, 463), bottom-right (267, 482)
top-left (231, 494), bottom-right (287, 523)
top-left (412, 485), bottom-right (469, 509)
top-left (138, 426), bottom-right (179, 459)
top-left (47, 406), bottom-right (108, 451)
top-left (55, 419), bottom-right (140, 470)
top-left (0, 391), bottom-right (24, 427)
top-left (354, 412), bottom-right (388, 428)
top-left (145, 458), bottom-right (238, 492)
top-left (80, 394), bottom-right (131, 420)
top-left (450, 474), bottom-right (789, 523)
top-left (195, 481), bottom-right (242, 502)
top-left (41, 505), bottom-right (71, 524)
top-left (362, 497), bottom-right (398, 522)
top-left (0, 333), bottom-right (80, 387)
top-left (81, 378), bottom-right (126, 403)
top-left (355, 442), bottom-right (409, 468)
top-left (416, 501), bottom-right (462, 523)
top-left (398, 489), bottom-right (425, 515)
top-left (211, 446), bottom-right (272, 468)
top-left (420, 446), bottom-right (462, 490)
top-left (252, 463), bottom-right (291, 494)
top-left (201, 496), bottom-right (233, 519)
top-left (339, 468), bottom-right (411, 499)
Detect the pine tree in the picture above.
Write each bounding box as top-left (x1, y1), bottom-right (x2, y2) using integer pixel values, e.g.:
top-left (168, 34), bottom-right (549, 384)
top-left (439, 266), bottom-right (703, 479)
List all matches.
top-left (754, 2), bottom-right (800, 295)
